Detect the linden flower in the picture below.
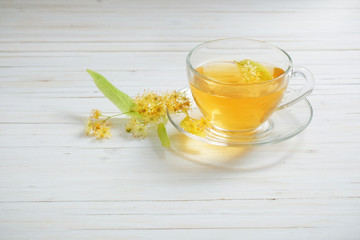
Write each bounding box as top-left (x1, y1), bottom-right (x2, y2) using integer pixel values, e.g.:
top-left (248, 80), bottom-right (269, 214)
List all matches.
top-left (94, 125), bottom-right (111, 139)
top-left (126, 90), bottom-right (190, 138)
top-left (164, 90), bottom-right (190, 114)
top-left (132, 90), bottom-right (190, 125)
top-left (235, 60), bottom-right (262, 83)
top-left (90, 109), bottom-right (101, 119)
top-left (180, 115), bottom-right (211, 137)
top-left (85, 109), bottom-right (112, 139)
top-left (126, 90), bottom-right (191, 138)
top-left (125, 118), bottom-right (148, 138)
top-left (234, 59), bottom-right (272, 83)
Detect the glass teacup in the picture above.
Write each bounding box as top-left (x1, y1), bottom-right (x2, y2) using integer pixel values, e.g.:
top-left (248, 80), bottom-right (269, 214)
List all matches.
top-left (186, 38), bottom-right (314, 137)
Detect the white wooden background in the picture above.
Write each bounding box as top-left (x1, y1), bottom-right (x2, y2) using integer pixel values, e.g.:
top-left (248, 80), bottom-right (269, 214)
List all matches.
top-left (0, 0), bottom-right (359, 239)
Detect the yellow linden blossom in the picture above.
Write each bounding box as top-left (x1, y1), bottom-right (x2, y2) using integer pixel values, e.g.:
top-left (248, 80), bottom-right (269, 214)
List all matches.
top-left (126, 118), bottom-right (147, 138)
top-left (91, 109), bottom-right (101, 119)
top-left (94, 125), bottom-right (111, 139)
top-left (133, 90), bottom-right (190, 124)
top-left (180, 115), bottom-right (211, 137)
top-left (85, 109), bottom-right (112, 139)
top-left (126, 90), bottom-right (191, 137)
top-left (234, 59), bottom-right (272, 83)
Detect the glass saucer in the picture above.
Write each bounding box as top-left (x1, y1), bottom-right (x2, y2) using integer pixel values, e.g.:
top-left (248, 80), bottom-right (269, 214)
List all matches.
top-left (167, 88), bottom-right (313, 146)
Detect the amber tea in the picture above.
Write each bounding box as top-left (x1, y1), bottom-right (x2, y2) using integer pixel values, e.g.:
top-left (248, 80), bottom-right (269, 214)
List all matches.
top-left (190, 60), bottom-right (286, 131)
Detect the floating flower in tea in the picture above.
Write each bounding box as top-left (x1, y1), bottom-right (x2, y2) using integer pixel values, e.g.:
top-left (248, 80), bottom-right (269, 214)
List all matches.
top-left (234, 59), bottom-right (273, 83)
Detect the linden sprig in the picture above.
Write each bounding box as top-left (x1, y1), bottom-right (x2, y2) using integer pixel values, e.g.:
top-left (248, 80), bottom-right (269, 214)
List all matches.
top-left (85, 109), bottom-right (130, 139)
top-left (85, 70), bottom-right (204, 147)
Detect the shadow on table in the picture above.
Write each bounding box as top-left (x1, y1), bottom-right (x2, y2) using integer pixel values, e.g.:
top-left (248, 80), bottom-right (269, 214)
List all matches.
top-left (166, 131), bottom-right (301, 172)
top-left (73, 113), bottom-right (300, 172)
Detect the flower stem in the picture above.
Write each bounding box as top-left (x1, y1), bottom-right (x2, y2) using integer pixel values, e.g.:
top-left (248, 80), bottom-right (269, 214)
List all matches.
top-left (100, 111), bottom-right (134, 123)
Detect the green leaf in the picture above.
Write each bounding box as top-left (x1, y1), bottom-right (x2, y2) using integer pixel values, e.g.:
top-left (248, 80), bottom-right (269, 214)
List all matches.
top-left (87, 69), bottom-right (135, 114)
top-left (157, 123), bottom-right (170, 147)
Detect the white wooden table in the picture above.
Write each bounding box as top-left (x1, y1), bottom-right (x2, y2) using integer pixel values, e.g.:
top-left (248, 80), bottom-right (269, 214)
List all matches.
top-left (1, 0), bottom-right (359, 239)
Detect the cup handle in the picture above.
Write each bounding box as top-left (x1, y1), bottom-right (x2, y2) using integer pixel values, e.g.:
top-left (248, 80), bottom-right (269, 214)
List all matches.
top-left (277, 66), bottom-right (315, 110)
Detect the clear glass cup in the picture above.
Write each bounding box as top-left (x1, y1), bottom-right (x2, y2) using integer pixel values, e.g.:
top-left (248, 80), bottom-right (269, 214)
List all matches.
top-left (186, 38), bottom-right (314, 138)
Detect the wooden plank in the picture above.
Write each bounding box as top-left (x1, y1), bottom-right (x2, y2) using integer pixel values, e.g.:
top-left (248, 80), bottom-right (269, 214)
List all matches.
top-left (0, 0), bottom-right (359, 239)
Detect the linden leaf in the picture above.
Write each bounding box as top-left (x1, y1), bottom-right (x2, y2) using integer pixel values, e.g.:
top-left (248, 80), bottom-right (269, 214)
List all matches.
top-left (157, 123), bottom-right (170, 147)
top-left (87, 69), bottom-right (135, 115)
